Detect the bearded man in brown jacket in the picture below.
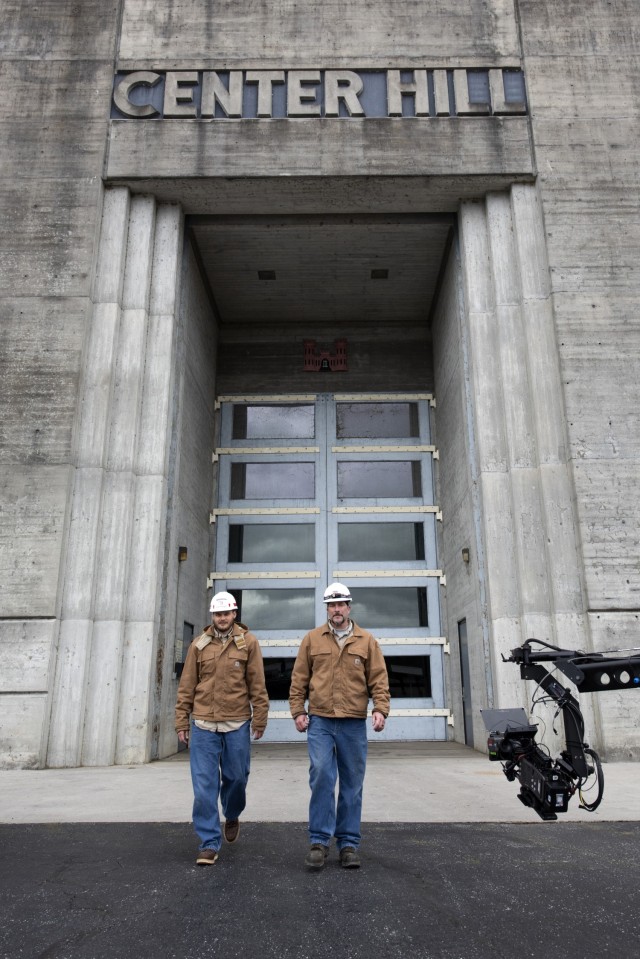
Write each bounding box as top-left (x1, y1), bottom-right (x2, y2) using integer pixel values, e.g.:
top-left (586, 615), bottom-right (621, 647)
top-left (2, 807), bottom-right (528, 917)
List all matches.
top-left (289, 582), bottom-right (390, 871)
top-left (176, 591), bottom-right (269, 865)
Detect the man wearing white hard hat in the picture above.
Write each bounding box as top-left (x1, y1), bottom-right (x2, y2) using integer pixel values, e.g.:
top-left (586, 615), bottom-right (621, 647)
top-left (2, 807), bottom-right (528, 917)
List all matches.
top-left (289, 582), bottom-right (390, 870)
top-left (176, 591), bottom-right (269, 865)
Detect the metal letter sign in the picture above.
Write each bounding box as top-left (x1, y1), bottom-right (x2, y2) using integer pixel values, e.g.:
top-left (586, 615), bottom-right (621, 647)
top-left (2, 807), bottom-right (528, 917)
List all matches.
top-left (111, 68), bottom-right (527, 120)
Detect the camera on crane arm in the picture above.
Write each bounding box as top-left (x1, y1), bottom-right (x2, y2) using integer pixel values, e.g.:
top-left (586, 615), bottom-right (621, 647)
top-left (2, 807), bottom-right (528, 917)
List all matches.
top-left (484, 709), bottom-right (578, 820)
top-left (481, 639), bottom-right (640, 821)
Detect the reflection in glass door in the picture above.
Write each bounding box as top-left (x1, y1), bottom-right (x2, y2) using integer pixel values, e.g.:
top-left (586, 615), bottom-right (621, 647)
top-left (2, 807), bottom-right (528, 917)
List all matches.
top-left (209, 394), bottom-right (450, 741)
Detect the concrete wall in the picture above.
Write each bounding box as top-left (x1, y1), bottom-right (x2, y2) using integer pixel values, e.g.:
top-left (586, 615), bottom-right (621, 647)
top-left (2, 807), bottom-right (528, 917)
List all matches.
top-left (216, 322), bottom-right (434, 396)
top-left (518, 0), bottom-right (640, 757)
top-left (117, 0), bottom-right (521, 65)
top-left (432, 242), bottom-right (488, 747)
top-left (0, 2), bottom-right (121, 766)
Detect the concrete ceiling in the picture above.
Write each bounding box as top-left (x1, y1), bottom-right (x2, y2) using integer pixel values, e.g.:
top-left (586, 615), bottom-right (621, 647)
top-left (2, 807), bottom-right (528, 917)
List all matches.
top-left (188, 214), bottom-right (454, 329)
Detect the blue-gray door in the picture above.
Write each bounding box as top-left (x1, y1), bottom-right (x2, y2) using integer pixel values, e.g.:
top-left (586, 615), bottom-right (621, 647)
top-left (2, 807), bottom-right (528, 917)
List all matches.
top-left (210, 393), bottom-right (450, 741)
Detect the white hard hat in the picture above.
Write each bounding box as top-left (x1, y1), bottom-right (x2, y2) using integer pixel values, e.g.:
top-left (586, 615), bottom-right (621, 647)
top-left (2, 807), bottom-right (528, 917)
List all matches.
top-left (210, 591), bottom-right (238, 613)
top-left (323, 582), bottom-right (352, 604)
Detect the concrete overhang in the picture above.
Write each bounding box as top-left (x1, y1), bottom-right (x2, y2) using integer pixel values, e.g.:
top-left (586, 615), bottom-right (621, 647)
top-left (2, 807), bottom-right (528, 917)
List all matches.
top-left (188, 213), bottom-right (455, 332)
top-left (105, 116), bottom-right (534, 334)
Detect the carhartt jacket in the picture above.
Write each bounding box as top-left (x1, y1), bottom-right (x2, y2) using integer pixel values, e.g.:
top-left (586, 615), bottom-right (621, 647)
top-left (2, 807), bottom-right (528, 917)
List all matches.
top-left (289, 621), bottom-right (390, 720)
top-left (175, 623), bottom-right (269, 732)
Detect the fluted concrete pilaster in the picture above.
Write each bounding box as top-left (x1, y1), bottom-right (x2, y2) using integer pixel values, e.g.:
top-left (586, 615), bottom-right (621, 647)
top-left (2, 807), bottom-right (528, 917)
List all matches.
top-left (47, 189), bottom-right (131, 768)
top-left (458, 184), bottom-right (590, 727)
top-left (115, 205), bottom-right (184, 765)
top-left (47, 190), bottom-right (184, 767)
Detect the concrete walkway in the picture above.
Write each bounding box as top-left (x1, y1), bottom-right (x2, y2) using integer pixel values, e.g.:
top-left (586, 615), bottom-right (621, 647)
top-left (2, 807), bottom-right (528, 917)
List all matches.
top-left (2, 741), bottom-right (640, 824)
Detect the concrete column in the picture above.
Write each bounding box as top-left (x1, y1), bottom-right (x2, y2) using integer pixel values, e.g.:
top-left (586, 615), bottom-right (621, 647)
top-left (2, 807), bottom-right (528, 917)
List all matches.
top-left (458, 184), bottom-right (591, 728)
top-left (82, 197), bottom-right (157, 765)
top-left (115, 204), bottom-right (184, 765)
top-left (510, 185), bottom-right (588, 650)
top-left (47, 188), bottom-right (131, 767)
top-left (486, 192), bottom-right (553, 644)
top-left (47, 191), bottom-right (184, 767)
top-left (458, 199), bottom-right (521, 696)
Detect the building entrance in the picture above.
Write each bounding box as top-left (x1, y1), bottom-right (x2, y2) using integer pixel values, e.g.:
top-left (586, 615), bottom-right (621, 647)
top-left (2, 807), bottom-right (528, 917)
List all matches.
top-left (210, 393), bottom-right (449, 741)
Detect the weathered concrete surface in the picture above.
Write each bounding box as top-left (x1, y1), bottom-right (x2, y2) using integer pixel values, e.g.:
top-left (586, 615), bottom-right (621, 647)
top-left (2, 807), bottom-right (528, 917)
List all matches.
top-left (0, 622), bottom-right (55, 767)
top-left (110, 174), bottom-right (537, 216)
top-left (107, 116), bottom-right (534, 181)
top-left (444, 186), bottom-right (598, 756)
top-left (0, 3), bottom-right (123, 763)
top-left (117, 0), bottom-right (522, 67)
top-left (46, 196), bottom-right (186, 769)
top-left (519, 0), bottom-right (640, 614)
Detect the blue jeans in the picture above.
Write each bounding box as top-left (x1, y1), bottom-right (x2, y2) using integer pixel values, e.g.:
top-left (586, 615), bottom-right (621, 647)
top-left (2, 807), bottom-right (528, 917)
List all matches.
top-left (189, 721), bottom-right (251, 851)
top-left (307, 715), bottom-right (368, 850)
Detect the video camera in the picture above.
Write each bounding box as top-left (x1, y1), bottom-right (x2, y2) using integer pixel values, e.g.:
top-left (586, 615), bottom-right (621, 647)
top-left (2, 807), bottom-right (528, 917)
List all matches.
top-left (481, 639), bottom-right (640, 820)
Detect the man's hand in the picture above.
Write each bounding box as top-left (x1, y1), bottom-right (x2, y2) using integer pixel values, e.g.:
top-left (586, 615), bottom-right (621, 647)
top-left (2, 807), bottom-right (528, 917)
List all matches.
top-left (178, 729), bottom-right (189, 746)
top-left (251, 726), bottom-right (265, 741)
top-left (372, 711), bottom-right (386, 732)
top-left (295, 714), bottom-right (310, 732)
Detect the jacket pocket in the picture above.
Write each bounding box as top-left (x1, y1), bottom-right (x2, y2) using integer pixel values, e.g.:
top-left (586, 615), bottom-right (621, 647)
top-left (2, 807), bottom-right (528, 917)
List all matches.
top-left (346, 647), bottom-right (368, 670)
top-left (225, 650), bottom-right (248, 686)
top-left (197, 651), bottom-right (217, 679)
top-left (309, 648), bottom-right (331, 665)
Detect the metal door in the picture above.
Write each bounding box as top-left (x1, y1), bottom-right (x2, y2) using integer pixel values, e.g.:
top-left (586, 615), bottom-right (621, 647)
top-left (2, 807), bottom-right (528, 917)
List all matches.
top-left (210, 393), bottom-right (450, 741)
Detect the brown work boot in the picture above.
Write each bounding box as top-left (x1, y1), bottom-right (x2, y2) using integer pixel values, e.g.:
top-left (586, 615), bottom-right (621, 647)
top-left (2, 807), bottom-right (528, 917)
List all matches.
top-left (305, 844), bottom-right (329, 870)
top-left (339, 846), bottom-right (361, 869)
top-left (224, 819), bottom-right (240, 844)
top-left (196, 848), bottom-right (219, 866)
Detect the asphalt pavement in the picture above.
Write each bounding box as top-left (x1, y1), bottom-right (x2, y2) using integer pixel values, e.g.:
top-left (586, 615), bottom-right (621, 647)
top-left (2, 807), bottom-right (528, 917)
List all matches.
top-left (2, 821), bottom-right (640, 959)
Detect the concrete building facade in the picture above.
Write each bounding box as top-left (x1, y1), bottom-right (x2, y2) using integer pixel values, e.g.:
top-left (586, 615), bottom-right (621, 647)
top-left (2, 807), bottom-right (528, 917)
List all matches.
top-left (1, 1), bottom-right (639, 767)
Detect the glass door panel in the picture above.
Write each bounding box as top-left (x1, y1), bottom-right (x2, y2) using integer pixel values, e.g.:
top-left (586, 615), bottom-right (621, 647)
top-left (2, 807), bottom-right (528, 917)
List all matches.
top-left (232, 403), bottom-right (315, 439)
top-left (338, 522), bottom-right (425, 562)
top-left (229, 523), bottom-right (315, 564)
top-left (336, 401), bottom-right (420, 438)
top-left (350, 586), bottom-right (429, 628)
top-left (386, 655), bottom-right (432, 698)
top-left (230, 588), bottom-right (316, 631)
top-left (337, 460), bottom-right (422, 498)
top-left (230, 461), bottom-right (315, 499)
top-left (332, 512), bottom-right (439, 572)
top-left (219, 513), bottom-right (322, 578)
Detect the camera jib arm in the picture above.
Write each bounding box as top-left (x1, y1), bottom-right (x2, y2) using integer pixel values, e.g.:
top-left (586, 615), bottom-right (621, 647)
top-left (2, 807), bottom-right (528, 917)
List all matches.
top-left (508, 640), bottom-right (640, 695)
top-left (509, 645), bottom-right (590, 778)
top-left (484, 640), bottom-right (640, 820)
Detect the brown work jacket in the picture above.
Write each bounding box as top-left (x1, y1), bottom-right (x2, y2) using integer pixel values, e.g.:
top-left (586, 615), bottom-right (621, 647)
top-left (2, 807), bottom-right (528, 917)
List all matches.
top-left (175, 623), bottom-right (269, 732)
top-left (289, 621), bottom-right (390, 720)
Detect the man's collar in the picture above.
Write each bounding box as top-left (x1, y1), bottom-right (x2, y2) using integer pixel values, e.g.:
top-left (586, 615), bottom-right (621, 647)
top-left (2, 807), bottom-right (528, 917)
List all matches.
top-left (329, 619), bottom-right (353, 636)
top-left (324, 620), bottom-right (360, 637)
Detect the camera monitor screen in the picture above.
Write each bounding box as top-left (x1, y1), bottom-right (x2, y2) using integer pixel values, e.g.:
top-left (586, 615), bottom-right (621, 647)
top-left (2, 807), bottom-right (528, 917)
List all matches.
top-left (480, 707), bottom-right (530, 733)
